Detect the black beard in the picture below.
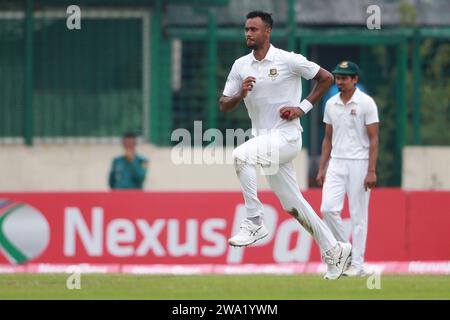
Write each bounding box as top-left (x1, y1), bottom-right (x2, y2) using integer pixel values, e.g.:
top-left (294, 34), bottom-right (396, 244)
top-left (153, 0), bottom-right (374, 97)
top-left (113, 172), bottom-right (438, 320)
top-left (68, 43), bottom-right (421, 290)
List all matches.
top-left (246, 39), bottom-right (261, 50)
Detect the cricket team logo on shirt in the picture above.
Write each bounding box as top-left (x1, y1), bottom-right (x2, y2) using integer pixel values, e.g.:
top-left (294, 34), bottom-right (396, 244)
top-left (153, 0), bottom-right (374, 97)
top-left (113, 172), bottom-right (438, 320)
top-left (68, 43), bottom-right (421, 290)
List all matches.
top-left (268, 68), bottom-right (279, 80)
top-left (0, 199), bottom-right (50, 264)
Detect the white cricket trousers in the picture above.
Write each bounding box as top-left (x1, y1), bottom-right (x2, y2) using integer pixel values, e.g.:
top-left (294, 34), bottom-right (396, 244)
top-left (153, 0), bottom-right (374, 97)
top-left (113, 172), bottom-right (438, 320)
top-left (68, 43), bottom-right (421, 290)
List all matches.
top-left (320, 158), bottom-right (370, 268)
top-left (232, 129), bottom-right (337, 253)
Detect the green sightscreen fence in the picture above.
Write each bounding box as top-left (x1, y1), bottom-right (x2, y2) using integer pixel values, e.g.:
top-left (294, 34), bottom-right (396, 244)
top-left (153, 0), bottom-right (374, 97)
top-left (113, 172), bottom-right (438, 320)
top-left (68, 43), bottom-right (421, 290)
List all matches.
top-left (1, 14), bottom-right (25, 139)
top-left (0, 7), bottom-right (148, 141)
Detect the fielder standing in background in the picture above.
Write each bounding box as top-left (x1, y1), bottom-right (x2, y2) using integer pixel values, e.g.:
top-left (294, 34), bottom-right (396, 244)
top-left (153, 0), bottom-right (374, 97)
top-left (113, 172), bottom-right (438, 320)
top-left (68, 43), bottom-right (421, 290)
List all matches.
top-left (316, 61), bottom-right (379, 277)
top-left (220, 11), bottom-right (352, 280)
top-left (109, 132), bottom-right (149, 190)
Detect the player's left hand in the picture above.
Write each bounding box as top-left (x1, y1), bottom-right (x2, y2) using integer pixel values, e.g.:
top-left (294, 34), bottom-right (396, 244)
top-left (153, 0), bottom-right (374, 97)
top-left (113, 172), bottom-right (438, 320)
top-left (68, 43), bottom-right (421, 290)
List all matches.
top-left (279, 106), bottom-right (304, 120)
top-left (316, 168), bottom-right (326, 187)
top-left (364, 171), bottom-right (377, 191)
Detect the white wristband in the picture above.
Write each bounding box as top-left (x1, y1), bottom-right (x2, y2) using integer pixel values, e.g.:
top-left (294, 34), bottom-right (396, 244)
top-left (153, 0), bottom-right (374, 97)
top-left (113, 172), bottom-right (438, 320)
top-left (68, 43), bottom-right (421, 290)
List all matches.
top-left (298, 99), bottom-right (313, 114)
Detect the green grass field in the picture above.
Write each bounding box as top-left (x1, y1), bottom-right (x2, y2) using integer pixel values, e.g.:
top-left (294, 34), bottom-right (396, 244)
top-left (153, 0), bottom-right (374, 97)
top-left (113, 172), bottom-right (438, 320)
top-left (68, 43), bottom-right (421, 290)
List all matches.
top-left (0, 274), bottom-right (449, 300)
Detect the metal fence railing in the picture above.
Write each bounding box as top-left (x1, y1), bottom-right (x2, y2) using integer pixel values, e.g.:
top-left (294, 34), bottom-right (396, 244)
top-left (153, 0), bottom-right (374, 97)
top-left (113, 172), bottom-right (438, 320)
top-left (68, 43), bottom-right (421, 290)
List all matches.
top-left (0, 7), bottom-right (149, 143)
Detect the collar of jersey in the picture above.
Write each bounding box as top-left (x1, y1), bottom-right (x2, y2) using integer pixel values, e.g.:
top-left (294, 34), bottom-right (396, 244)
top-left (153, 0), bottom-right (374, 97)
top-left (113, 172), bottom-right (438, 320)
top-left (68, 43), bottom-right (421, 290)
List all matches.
top-left (336, 87), bottom-right (361, 106)
top-left (251, 44), bottom-right (275, 63)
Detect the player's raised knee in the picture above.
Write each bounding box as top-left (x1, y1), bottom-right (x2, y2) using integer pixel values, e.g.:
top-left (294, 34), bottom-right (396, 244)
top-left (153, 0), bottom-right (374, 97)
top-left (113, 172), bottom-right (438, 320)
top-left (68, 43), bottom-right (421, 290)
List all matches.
top-left (232, 147), bottom-right (243, 162)
top-left (232, 148), bottom-right (246, 174)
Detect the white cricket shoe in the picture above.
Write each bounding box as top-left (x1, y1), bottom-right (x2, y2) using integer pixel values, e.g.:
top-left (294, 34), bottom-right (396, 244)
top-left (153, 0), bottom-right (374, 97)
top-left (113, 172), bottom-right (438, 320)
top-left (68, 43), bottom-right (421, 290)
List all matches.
top-left (342, 265), bottom-right (368, 277)
top-left (322, 242), bottom-right (352, 280)
top-left (344, 252), bottom-right (352, 271)
top-left (228, 219), bottom-right (269, 247)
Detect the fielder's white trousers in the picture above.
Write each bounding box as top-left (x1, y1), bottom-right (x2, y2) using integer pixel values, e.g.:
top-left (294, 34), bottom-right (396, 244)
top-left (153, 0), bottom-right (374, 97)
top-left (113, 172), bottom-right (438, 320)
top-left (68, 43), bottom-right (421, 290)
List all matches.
top-left (232, 129), bottom-right (337, 253)
top-left (320, 158), bottom-right (370, 268)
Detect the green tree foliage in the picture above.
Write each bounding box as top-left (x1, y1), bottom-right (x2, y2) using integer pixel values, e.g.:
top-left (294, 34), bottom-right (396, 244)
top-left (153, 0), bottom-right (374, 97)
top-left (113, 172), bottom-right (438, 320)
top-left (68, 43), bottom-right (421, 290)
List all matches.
top-left (419, 40), bottom-right (450, 145)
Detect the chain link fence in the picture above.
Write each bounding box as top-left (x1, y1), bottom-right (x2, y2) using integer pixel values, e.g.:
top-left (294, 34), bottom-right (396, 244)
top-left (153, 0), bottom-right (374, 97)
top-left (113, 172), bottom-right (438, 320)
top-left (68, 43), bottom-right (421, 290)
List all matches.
top-left (0, 5), bottom-right (149, 143)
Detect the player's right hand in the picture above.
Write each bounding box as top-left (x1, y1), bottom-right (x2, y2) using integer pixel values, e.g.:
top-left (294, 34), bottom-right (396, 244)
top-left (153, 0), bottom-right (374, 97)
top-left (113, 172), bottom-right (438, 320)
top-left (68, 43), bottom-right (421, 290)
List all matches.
top-left (316, 169), bottom-right (326, 187)
top-left (240, 76), bottom-right (256, 98)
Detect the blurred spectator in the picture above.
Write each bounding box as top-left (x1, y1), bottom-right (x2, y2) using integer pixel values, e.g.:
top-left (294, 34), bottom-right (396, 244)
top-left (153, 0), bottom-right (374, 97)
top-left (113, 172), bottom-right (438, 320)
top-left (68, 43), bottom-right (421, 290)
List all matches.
top-left (108, 132), bottom-right (149, 190)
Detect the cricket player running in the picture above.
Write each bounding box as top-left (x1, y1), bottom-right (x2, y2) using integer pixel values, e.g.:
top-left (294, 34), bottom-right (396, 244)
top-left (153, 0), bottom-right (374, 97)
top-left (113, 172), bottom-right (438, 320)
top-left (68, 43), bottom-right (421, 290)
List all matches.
top-left (219, 11), bottom-right (351, 280)
top-left (316, 61), bottom-right (379, 277)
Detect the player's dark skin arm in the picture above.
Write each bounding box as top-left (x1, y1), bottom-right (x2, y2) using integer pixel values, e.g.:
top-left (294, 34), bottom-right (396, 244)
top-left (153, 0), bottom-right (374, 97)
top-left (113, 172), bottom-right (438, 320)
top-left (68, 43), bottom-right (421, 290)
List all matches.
top-left (364, 123), bottom-right (379, 191)
top-left (219, 76), bottom-right (256, 113)
top-left (280, 68), bottom-right (334, 120)
top-left (316, 124), bottom-right (333, 186)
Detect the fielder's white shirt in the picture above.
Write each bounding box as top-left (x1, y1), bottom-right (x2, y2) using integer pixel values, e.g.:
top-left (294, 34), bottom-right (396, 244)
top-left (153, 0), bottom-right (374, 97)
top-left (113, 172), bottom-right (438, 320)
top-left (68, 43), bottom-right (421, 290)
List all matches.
top-left (223, 44), bottom-right (320, 136)
top-left (324, 88), bottom-right (379, 160)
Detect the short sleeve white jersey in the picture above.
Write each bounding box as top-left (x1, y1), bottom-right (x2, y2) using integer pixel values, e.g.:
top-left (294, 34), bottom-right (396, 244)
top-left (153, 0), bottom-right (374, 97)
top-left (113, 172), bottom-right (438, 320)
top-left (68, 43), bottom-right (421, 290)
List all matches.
top-left (323, 88), bottom-right (379, 159)
top-left (223, 44), bottom-right (320, 136)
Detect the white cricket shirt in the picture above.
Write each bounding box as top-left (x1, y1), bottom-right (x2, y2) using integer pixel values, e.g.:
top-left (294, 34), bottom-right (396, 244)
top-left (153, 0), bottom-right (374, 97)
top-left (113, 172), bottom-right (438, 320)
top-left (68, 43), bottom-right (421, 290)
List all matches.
top-left (223, 44), bottom-right (320, 136)
top-left (324, 88), bottom-right (379, 160)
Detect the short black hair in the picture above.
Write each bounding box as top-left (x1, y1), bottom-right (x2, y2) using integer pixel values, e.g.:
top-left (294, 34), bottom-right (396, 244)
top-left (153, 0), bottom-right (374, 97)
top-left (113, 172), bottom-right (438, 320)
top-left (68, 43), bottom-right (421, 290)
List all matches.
top-left (123, 131), bottom-right (137, 139)
top-left (246, 11), bottom-right (273, 28)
